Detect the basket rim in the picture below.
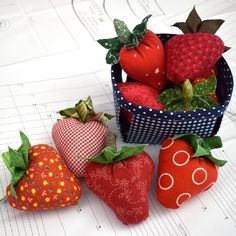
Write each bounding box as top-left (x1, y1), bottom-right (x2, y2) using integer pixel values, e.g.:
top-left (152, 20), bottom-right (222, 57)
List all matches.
top-left (111, 34), bottom-right (234, 121)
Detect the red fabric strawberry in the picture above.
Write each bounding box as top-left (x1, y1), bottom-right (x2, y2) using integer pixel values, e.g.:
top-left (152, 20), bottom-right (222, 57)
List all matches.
top-left (166, 7), bottom-right (227, 85)
top-left (52, 96), bottom-right (113, 178)
top-left (84, 143), bottom-right (154, 225)
top-left (156, 134), bottom-right (227, 209)
top-left (98, 15), bottom-right (167, 90)
top-left (118, 82), bottom-right (164, 122)
top-left (1, 131), bottom-right (81, 211)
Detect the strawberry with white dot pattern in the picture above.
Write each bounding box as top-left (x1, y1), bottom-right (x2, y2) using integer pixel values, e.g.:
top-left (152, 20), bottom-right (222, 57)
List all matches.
top-left (156, 134), bottom-right (227, 209)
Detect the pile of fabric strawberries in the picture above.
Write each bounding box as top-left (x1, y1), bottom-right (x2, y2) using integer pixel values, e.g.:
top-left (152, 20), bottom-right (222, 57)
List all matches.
top-left (0, 7), bottom-right (230, 225)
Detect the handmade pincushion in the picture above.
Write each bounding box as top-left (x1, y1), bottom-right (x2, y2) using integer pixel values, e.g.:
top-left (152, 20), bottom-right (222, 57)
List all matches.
top-left (2, 131), bottom-right (81, 211)
top-left (52, 96), bottom-right (113, 178)
top-left (156, 134), bottom-right (227, 209)
top-left (84, 140), bottom-right (154, 225)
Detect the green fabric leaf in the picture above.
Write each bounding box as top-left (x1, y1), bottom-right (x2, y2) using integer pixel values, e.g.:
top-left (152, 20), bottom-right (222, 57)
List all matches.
top-left (198, 19), bottom-right (224, 34)
top-left (18, 131), bottom-right (31, 168)
top-left (207, 155), bottom-right (227, 167)
top-left (10, 184), bottom-right (17, 199)
top-left (114, 19), bottom-right (132, 45)
top-left (1, 131), bottom-right (31, 198)
top-left (132, 15), bottom-right (151, 40)
top-left (90, 144), bottom-right (147, 164)
top-left (158, 88), bottom-right (181, 105)
top-left (193, 75), bottom-right (217, 95)
top-left (204, 136), bottom-right (222, 149)
top-left (2, 152), bottom-right (14, 174)
top-left (165, 99), bottom-right (186, 112)
top-left (124, 34), bottom-right (139, 49)
top-left (173, 134), bottom-right (226, 166)
top-left (172, 22), bottom-right (192, 33)
top-left (201, 95), bottom-right (218, 107)
top-left (8, 148), bottom-right (26, 169)
top-left (190, 96), bottom-right (212, 110)
top-left (106, 46), bottom-right (121, 64)
top-left (59, 96), bottom-right (113, 123)
top-left (97, 37), bottom-right (120, 49)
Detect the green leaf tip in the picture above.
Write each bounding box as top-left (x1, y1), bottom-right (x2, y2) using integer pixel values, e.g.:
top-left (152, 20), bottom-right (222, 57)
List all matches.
top-left (59, 96), bottom-right (114, 123)
top-left (80, 144), bottom-right (147, 164)
top-left (1, 131), bottom-right (31, 198)
top-left (173, 133), bottom-right (227, 167)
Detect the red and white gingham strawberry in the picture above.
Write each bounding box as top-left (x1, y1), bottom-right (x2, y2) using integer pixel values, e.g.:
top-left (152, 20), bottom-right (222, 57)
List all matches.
top-left (1, 131), bottom-right (81, 211)
top-left (52, 97), bottom-right (113, 178)
top-left (166, 7), bottom-right (228, 85)
top-left (156, 134), bottom-right (227, 209)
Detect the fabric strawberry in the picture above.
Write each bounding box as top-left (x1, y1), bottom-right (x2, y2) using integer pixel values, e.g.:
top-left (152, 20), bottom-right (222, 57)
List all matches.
top-left (166, 7), bottom-right (228, 84)
top-left (1, 131), bottom-right (81, 211)
top-left (52, 96), bottom-right (113, 178)
top-left (118, 82), bottom-right (164, 123)
top-left (83, 140), bottom-right (154, 225)
top-left (98, 15), bottom-right (167, 90)
top-left (156, 134), bottom-right (227, 209)
top-left (158, 74), bottom-right (219, 111)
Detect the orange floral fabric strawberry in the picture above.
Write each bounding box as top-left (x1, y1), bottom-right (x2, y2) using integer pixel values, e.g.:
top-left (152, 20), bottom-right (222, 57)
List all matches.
top-left (2, 132), bottom-right (81, 211)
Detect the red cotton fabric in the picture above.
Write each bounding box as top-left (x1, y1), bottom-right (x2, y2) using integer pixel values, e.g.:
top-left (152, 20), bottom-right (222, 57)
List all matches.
top-left (6, 145), bottom-right (81, 211)
top-left (119, 30), bottom-right (167, 90)
top-left (84, 152), bottom-right (154, 224)
top-left (156, 138), bottom-right (218, 209)
top-left (118, 82), bottom-right (164, 123)
top-left (165, 33), bottom-right (224, 84)
top-left (52, 118), bottom-right (108, 178)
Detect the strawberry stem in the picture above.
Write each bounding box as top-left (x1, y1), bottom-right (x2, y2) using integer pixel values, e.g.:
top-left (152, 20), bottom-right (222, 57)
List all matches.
top-left (59, 96), bottom-right (114, 123)
top-left (182, 79), bottom-right (193, 101)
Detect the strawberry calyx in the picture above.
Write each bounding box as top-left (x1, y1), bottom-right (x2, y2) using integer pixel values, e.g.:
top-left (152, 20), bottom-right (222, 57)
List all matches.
top-left (158, 75), bottom-right (218, 111)
top-left (78, 144), bottom-right (147, 164)
top-left (173, 133), bottom-right (227, 167)
top-left (97, 15), bottom-right (151, 64)
top-left (1, 131), bottom-right (31, 198)
top-left (59, 96), bottom-right (114, 124)
top-left (173, 6), bottom-right (230, 52)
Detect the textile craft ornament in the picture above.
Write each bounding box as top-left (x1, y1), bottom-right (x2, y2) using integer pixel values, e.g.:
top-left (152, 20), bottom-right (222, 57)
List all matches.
top-left (52, 96), bottom-right (114, 178)
top-left (98, 15), bottom-right (167, 90)
top-left (83, 135), bottom-right (154, 225)
top-left (1, 131), bottom-right (81, 211)
top-left (118, 82), bottom-right (164, 123)
top-left (156, 134), bottom-right (227, 209)
top-left (165, 7), bottom-right (229, 85)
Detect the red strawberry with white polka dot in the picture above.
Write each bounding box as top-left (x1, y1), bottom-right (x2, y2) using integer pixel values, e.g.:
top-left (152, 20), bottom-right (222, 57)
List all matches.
top-left (118, 82), bottom-right (164, 123)
top-left (1, 131), bottom-right (81, 211)
top-left (166, 7), bottom-right (227, 85)
top-left (156, 134), bottom-right (227, 209)
top-left (98, 15), bottom-right (167, 90)
top-left (52, 97), bottom-right (113, 178)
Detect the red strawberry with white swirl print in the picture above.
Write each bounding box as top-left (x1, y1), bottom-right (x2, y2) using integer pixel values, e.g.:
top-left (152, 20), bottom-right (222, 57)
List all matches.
top-left (83, 141), bottom-right (154, 225)
top-left (156, 134), bottom-right (227, 209)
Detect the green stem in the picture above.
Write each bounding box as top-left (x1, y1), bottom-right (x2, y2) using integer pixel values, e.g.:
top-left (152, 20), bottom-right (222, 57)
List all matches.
top-left (182, 79), bottom-right (193, 101)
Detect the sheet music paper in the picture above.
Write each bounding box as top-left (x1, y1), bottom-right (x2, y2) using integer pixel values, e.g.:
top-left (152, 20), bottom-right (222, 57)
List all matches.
top-left (0, 1), bottom-right (236, 235)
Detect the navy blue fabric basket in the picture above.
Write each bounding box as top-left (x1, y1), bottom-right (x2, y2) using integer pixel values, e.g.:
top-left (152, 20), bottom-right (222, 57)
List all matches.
top-left (111, 34), bottom-right (234, 144)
